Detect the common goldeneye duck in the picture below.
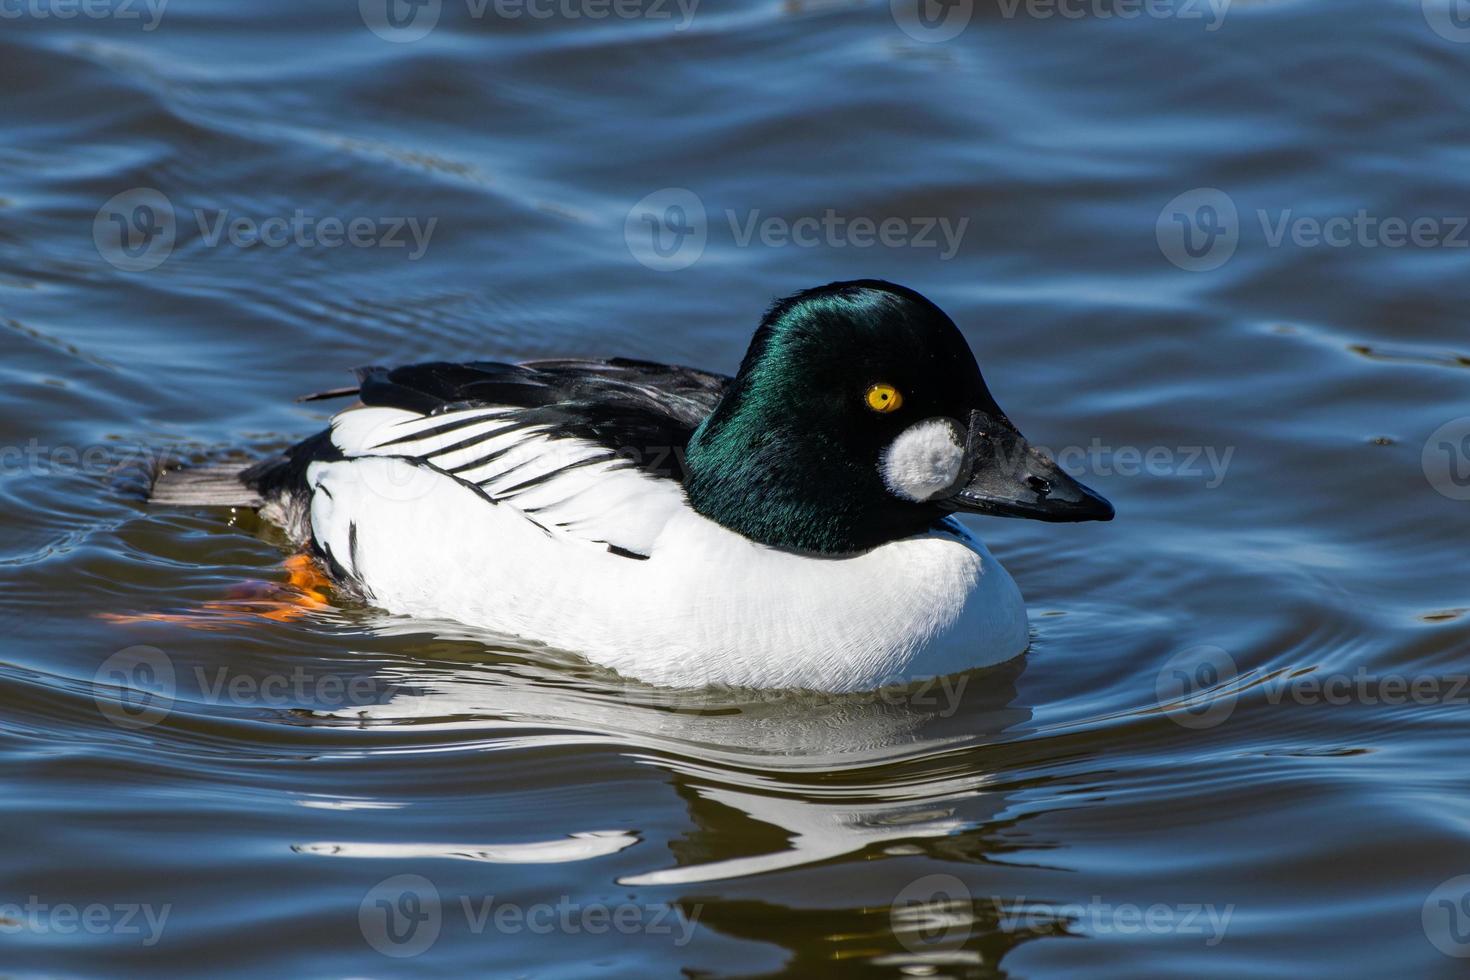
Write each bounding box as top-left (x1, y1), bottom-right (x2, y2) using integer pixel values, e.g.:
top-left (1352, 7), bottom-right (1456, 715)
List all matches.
top-left (152, 279), bottom-right (1112, 691)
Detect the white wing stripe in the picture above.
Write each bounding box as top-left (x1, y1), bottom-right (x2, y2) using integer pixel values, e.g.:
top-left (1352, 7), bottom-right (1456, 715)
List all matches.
top-left (410, 423), bottom-right (543, 473)
top-left (474, 439), bottom-right (609, 494)
top-left (383, 406), bottom-right (509, 437)
top-left (324, 404), bottom-right (690, 556)
top-left (371, 418), bottom-right (517, 459)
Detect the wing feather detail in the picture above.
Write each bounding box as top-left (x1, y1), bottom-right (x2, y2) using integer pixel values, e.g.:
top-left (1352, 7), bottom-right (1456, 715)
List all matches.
top-left (251, 358), bottom-right (729, 559)
top-left (326, 403), bottom-right (687, 558)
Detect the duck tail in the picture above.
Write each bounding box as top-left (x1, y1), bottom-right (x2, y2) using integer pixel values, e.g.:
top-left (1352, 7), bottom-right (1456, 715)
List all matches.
top-left (147, 464), bottom-right (264, 508)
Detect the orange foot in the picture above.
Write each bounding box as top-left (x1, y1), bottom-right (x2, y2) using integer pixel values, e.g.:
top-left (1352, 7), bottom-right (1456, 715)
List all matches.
top-left (100, 553), bottom-right (337, 629)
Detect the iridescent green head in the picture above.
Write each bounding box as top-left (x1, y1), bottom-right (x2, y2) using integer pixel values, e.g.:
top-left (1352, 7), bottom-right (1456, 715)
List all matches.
top-left (684, 280), bottom-right (1112, 554)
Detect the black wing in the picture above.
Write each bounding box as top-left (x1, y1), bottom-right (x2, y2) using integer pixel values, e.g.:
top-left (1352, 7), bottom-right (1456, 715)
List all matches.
top-left (355, 357), bottom-right (729, 462)
top-left (246, 357), bottom-right (730, 523)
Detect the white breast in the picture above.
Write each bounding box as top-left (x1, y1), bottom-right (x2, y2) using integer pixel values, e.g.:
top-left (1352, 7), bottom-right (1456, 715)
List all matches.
top-left (305, 456), bottom-right (1029, 691)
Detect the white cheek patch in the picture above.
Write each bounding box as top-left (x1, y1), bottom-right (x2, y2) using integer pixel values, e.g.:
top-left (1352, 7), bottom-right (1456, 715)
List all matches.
top-left (881, 417), bottom-right (967, 502)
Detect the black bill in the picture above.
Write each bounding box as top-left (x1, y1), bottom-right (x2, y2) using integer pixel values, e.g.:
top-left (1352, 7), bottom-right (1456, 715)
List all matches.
top-left (944, 410), bottom-right (1114, 523)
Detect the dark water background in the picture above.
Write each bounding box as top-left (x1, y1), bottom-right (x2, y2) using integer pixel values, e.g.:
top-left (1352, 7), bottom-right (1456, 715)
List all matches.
top-left (4, 0), bottom-right (1470, 975)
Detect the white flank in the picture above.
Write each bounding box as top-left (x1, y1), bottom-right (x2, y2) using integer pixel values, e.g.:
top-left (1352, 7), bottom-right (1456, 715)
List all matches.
top-left (305, 456), bottom-right (1028, 690)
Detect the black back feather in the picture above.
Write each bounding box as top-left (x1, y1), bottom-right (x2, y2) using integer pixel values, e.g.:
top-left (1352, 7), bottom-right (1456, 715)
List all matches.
top-left (353, 358), bottom-right (728, 481)
top-left (245, 358), bottom-right (730, 501)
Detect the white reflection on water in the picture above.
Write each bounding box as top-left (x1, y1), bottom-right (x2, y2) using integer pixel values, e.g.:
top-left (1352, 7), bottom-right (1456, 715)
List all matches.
top-left (303, 618), bottom-right (1031, 886)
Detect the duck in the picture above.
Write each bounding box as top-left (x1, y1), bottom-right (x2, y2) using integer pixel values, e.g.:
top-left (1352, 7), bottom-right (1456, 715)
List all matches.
top-left (150, 280), bottom-right (1113, 691)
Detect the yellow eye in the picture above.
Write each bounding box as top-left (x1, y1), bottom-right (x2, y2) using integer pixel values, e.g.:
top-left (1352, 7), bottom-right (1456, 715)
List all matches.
top-left (865, 383), bottom-right (903, 413)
